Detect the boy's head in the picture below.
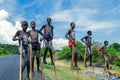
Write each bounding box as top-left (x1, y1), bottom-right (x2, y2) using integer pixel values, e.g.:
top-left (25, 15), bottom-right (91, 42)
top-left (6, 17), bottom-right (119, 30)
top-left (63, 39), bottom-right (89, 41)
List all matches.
top-left (70, 22), bottom-right (75, 29)
top-left (104, 41), bottom-right (109, 46)
top-left (21, 21), bottom-right (28, 31)
top-left (87, 30), bottom-right (92, 35)
top-left (30, 21), bottom-right (35, 29)
top-left (47, 17), bottom-right (51, 24)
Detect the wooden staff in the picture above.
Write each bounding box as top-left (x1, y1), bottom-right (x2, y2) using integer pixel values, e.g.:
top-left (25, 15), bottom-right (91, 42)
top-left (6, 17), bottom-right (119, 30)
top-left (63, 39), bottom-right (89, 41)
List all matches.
top-left (19, 40), bottom-right (22, 80)
top-left (51, 40), bottom-right (57, 80)
top-left (84, 46), bottom-right (87, 67)
top-left (53, 56), bottom-right (57, 80)
top-left (41, 40), bottom-right (44, 80)
top-left (29, 42), bottom-right (32, 80)
top-left (71, 45), bottom-right (74, 79)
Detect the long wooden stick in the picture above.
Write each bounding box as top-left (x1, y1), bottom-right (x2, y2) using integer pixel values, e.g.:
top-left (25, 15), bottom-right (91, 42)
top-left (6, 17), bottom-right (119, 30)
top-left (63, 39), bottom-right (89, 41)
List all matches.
top-left (84, 46), bottom-right (87, 66)
top-left (71, 46), bottom-right (74, 79)
top-left (19, 40), bottom-right (22, 80)
top-left (29, 42), bottom-right (32, 80)
top-left (41, 40), bottom-right (44, 80)
top-left (51, 41), bottom-right (57, 80)
top-left (53, 62), bottom-right (57, 80)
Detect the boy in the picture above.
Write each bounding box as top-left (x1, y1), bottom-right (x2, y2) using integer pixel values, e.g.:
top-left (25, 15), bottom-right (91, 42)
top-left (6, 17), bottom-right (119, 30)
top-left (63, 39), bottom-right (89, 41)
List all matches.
top-left (81, 31), bottom-right (92, 67)
top-left (12, 21), bottom-right (30, 79)
top-left (100, 41), bottom-right (109, 72)
top-left (65, 22), bottom-right (80, 70)
top-left (40, 17), bottom-right (54, 65)
top-left (28, 21), bottom-right (42, 75)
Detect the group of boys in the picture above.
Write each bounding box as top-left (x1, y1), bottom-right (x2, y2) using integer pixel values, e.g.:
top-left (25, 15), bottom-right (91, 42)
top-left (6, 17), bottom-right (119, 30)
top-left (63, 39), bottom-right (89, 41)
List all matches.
top-left (12, 17), bottom-right (110, 79)
top-left (65, 22), bottom-right (110, 72)
top-left (12, 17), bottom-right (54, 79)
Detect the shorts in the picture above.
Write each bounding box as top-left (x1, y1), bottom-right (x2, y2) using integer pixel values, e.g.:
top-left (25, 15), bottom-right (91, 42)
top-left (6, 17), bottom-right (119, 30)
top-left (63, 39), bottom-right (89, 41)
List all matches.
top-left (31, 42), bottom-right (40, 50)
top-left (44, 40), bottom-right (52, 49)
top-left (102, 53), bottom-right (109, 62)
top-left (68, 40), bottom-right (76, 47)
top-left (18, 45), bottom-right (30, 62)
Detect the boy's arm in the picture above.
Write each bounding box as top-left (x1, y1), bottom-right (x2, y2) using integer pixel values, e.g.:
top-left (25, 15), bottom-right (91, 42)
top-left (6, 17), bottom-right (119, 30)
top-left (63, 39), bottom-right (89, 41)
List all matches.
top-left (39, 25), bottom-right (45, 36)
top-left (51, 26), bottom-right (54, 38)
top-left (65, 30), bottom-right (70, 40)
top-left (99, 47), bottom-right (104, 54)
top-left (81, 36), bottom-right (86, 44)
top-left (12, 30), bottom-right (21, 41)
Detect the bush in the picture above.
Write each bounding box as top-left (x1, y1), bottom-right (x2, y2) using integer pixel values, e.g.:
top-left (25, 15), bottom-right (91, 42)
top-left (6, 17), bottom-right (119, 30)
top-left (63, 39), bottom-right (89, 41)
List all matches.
top-left (0, 47), bottom-right (10, 56)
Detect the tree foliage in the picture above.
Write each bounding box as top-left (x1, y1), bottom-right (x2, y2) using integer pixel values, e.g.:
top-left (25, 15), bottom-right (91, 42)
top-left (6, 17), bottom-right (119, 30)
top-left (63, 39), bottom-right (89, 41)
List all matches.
top-left (59, 41), bottom-right (120, 67)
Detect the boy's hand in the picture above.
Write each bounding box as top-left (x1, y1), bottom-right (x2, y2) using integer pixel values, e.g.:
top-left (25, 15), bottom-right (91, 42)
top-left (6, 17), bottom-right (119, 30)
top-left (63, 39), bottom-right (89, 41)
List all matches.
top-left (19, 37), bottom-right (23, 40)
top-left (40, 38), bottom-right (43, 42)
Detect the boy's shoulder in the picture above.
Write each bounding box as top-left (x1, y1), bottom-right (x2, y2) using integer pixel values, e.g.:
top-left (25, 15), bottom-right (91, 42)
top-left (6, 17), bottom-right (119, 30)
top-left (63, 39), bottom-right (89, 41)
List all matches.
top-left (16, 30), bottom-right (22, 34)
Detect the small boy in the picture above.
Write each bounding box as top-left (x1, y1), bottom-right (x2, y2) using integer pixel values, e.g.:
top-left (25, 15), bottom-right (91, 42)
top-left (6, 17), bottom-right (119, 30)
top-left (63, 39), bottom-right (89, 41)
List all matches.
top-left (81, 31), bottom-right (92, 67)
top-left (40, 17), bottom-right (54, 65)
top-left (12, 21), bottom-right (30, 79)
top-left (65, 22), bottom-right (80, 70)
top-left (100, 41), bottom-right (109, 72)
top-left (28, 21), bottom-right (42, 75)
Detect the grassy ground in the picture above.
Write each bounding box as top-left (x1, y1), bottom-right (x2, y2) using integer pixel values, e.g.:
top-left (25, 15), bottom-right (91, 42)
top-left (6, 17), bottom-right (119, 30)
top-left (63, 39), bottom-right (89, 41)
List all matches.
top-left (42, 59), bottom-right (101, 80)
top-left (0, 53), bottom-right (10, 57)
top-left (34, 54), bottom-right (120, 80)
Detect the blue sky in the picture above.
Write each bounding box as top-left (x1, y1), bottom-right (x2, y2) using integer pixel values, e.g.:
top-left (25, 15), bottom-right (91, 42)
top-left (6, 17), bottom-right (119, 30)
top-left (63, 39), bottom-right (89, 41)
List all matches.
top-left (0, 0), bottom-right (120, 49)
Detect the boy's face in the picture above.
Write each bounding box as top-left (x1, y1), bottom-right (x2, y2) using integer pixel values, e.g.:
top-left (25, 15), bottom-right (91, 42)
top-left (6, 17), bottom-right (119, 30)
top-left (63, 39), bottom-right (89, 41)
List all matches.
top-left (89, 32), bottom-right (92, 36)
top-left (47, 18), bottom-right (51, 24)
top-left (21, 22), bottom-right (28, 31)
top-left (105, 42), bottom-right (108, 46)
top-left (71, 23), bottom-right (75, 29)
top-left (31, 22), bottom-right (35, 28)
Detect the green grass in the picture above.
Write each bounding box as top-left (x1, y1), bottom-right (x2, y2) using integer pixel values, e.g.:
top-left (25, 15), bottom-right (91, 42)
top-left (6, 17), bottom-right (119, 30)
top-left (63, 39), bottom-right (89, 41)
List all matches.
top-left (0, 53), bottom-right (10, 57)
top-left (34, 58), bottom-right (120, 80)
top-left (43, 61), bottom-right (101, 80)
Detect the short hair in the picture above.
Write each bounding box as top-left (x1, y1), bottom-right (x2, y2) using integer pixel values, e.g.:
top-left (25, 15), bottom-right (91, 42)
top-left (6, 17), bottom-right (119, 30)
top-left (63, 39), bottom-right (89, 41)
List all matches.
top-left (47, 17), bottom-right (51, 21)
top-left (21, 21), bottom-right (28, 26)
top-left (104, 40), bottom-right (108, 44)
top-left (87, 30), bottom-right (92, 34)
top-left (30, 21), bottom-right (35, 24)
top-left (70, 22), bottom-right (75, 26)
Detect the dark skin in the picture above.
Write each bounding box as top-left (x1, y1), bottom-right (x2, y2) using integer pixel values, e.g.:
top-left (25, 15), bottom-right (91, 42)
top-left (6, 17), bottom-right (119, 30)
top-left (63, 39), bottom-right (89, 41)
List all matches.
top-left (12, 22), bottom-right (28, 43)
top-left (81, 31), bottom-right (92, 67)
top-left (100, 41), bottom-right (109, 70)
top-left (100, 41), bottom-right (108, 54)
top-left (28, 21), bottom-right (42, 74)
top-left (65, 22), bottom-right (75, 42)
top-left (12, 21), bottom-right (30, 78)
top-left (81, 32), bottom-right (92, 47)
top-left (28, 21), bottom-right (42, 42)
top-left (40, 17), bottom-right (53, 37)
top-left (40, 17), bottom-right (54, 63)
top-left (65, 22), bottom-right (78, 68)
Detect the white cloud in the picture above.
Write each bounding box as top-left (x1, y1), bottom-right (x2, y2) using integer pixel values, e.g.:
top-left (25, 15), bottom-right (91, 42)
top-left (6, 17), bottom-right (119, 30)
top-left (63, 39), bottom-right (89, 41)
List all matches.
top-left (52, 8), bottom-right (97, 22)
top-left (51, 7), bottom-right (120, 33)
top-left (40, 38), bottom-right (68, 50)
top-left (0, 9), bottom-right (21, 45)
top-left (53, 38), bottom-right (68, 50)
top-left (0, 9), bottom-right (9, 20)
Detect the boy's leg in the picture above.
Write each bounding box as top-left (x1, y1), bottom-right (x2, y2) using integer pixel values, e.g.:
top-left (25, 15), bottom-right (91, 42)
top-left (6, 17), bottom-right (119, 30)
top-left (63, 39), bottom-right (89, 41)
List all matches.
top-left (73, 46), bottom-right (77, 67)
top-left (36, 50), bottom-right (41, 73)
top-left (105, 55), bottom-right (109, 70)
top-left (87, 46), bottom-right (92, 66)
top-left (73, 46), bottom-right (80, 70)
top-left (43, 40), bottom-right (48, 64)
top-left (26, 47), bottom-right (30, 78)
top-left (49, 40), bottom-right (54, 65)
top-left (85, 47), bottom-right (90, 67)
top-left (32, 50), bottom-right (34, 75)
top-left (22, 49), bottom-right (27, 73)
